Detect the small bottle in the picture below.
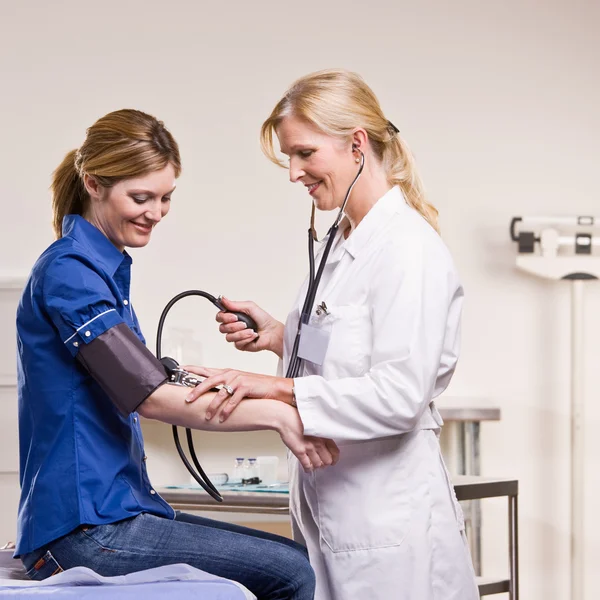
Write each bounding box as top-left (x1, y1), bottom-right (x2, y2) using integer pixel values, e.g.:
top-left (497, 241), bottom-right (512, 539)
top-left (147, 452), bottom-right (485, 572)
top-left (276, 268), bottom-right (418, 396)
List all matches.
top-left (248, 458), bottom-right (258, 480)
top-left (232, 458), bottom-right (244, 484)
top-left (241, 458), bottom-right (252, 482)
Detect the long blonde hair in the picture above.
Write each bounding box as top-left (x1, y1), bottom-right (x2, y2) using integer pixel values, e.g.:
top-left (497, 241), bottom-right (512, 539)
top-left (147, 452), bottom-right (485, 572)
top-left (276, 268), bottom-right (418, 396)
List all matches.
top-left (51, 109), bottom-right (181, 238)
top-left (260, 69), bottom-right (439, 233)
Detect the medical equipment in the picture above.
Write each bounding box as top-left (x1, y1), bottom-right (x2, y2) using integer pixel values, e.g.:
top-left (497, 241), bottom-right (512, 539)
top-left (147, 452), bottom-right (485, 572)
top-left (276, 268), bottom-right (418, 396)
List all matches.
top-left (286, 148), bottom-right (365, 379)
top-left (156, 290), bottom-right (258, 503)
top-left (232, 458), bottom-right (245, 484)
top-left (510, 215), bottom-right (600, 600)
top-left (155, 147), bottom-right (363, 500)
top-left (256, 456), bottom-right (279, 485)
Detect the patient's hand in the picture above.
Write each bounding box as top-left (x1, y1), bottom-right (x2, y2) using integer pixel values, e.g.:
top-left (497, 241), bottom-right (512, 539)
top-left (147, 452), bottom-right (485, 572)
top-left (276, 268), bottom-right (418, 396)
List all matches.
top-left (277, 407), bottom-right (340, 473)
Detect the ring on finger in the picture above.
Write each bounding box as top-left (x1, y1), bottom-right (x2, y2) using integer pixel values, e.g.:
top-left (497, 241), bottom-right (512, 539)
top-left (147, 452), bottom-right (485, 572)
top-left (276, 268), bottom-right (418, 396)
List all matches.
top-left (222, 384), bottom-right (234, 396)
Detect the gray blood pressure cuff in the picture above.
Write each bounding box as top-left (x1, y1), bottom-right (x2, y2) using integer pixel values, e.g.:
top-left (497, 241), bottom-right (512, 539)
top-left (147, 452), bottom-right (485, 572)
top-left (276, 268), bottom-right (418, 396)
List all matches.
top-left (76, 323), bottom-right (168, 416)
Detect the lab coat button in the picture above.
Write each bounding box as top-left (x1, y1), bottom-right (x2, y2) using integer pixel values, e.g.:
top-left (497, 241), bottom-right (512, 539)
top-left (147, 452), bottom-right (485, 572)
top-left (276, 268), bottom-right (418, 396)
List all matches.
top-left (73, 342), bottom-right (79, 348)
top-left (123, 299), bottom-right (129, 306)
top-left (84, 331), bottom-right (91, 337)
top-left (150, 489), bottom-right (156, 495)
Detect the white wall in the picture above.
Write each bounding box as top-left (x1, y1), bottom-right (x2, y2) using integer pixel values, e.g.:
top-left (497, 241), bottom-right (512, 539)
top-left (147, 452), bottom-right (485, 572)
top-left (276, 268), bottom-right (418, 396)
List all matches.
top-left (1, 1), bottom-right (599, 597)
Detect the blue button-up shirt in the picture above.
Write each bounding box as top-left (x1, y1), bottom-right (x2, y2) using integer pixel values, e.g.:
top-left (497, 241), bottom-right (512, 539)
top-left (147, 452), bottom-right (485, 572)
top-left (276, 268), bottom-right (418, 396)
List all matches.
top-left (15, 215), bottom-right (174, 557)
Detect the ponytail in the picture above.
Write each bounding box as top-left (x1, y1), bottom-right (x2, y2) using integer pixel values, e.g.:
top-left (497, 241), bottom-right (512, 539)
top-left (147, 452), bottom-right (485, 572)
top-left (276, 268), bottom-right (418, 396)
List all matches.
top-left (384, 135), bottom-right (439, 234)
top-left (50, 149), bottom-right (86, 239)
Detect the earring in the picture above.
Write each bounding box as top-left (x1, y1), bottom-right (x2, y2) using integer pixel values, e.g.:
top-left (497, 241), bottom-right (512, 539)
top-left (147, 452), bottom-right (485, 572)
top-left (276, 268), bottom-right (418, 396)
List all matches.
top-left (355, 157), bottom-right (360, 163)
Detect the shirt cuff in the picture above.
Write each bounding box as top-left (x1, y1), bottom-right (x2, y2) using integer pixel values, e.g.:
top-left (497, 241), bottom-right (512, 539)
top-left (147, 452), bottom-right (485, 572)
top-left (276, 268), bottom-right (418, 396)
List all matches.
top-left (63, 309), bottom-right (124, 357)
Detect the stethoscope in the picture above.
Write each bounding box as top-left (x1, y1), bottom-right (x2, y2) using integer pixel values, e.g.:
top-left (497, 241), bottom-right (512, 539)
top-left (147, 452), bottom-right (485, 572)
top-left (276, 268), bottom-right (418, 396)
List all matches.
top-left (286, 146), bottom-right (365, 379)
top-left (155, 146), bottom-right (364, 501)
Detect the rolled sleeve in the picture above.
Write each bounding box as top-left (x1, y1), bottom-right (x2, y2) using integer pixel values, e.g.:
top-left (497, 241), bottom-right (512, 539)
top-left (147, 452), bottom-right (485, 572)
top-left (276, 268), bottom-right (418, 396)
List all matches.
top-left (42, 255), bottom-right (125, 357)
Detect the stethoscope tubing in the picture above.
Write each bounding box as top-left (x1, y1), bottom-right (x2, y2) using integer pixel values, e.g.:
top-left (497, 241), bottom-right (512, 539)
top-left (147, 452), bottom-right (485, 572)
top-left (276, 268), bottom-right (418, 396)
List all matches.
top-left (286, 149), bottom-right (365, 379)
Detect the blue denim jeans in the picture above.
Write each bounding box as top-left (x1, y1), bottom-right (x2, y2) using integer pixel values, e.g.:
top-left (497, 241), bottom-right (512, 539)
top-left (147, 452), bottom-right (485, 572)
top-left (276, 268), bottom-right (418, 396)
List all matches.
top-left (21, 512), bottom-right (315, 600)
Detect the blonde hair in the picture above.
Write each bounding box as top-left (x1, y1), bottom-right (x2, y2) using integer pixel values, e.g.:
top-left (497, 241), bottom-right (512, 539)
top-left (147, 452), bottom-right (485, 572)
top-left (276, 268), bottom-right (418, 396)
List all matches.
top-left (260, 69), bottom-right (439, 233)
top-left (51, 109), bottom-right (181, 238)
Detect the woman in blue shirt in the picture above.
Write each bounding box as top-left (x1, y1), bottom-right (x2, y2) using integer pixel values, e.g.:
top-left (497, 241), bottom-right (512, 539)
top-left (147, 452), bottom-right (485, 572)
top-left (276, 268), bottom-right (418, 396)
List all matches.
top-left (16, 108), bottom-right (338, 600)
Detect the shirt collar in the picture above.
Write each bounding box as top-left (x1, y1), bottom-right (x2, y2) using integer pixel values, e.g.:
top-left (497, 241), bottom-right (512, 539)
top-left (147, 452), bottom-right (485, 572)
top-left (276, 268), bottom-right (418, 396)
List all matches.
top-left (62, 215), bottom-right (130, 275)
top-left (343, 186), bottom-right (407, 259)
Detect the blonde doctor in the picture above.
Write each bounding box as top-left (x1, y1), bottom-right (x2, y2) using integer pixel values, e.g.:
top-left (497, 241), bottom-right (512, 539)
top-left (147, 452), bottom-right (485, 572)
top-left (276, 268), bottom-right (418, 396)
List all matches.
top-left (186, 69), bottom-right (479, 600)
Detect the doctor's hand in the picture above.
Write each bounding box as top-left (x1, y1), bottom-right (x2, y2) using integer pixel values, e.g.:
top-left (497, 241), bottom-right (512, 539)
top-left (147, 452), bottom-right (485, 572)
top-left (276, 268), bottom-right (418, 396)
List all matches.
top-left (183, 366), bottom-right (293, 422)
top-left (216, 296), bottom-right (284, 358)
top-left (276, 407), bottom-right (340, 473)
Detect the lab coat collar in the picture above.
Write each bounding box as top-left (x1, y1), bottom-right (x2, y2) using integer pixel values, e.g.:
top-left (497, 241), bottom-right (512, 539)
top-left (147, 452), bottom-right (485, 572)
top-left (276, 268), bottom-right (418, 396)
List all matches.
top-left (343, 186), bottom-right (407, 259)
top-left (310, 219), bottom-right (348, 268)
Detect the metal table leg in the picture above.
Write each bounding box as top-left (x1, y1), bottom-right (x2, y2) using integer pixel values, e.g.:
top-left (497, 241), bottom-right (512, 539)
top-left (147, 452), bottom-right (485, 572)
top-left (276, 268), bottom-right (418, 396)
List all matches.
top-left (509, 493), bottom-right (519, 600)
top-left (459, 421), bottom-right (482, 576)
top-left (458, 421), bottom-right (467, 474)
top-left (468, 422), bottom-right (482, 576)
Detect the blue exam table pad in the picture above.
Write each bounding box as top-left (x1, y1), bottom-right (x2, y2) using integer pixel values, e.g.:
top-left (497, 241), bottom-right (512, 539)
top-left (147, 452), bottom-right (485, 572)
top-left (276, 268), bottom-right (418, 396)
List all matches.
top-left (0, 554), bottom-right (255, 599)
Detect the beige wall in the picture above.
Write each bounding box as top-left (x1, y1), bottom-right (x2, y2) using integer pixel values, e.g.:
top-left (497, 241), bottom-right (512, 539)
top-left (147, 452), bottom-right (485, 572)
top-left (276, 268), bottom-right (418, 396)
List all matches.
top-left (1, 1), bottom-right (599, 597)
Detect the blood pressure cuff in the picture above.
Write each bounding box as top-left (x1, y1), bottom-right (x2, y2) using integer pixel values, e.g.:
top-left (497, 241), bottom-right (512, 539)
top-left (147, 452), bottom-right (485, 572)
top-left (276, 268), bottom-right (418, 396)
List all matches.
top-left (76, 323), bottom-right (168, 416)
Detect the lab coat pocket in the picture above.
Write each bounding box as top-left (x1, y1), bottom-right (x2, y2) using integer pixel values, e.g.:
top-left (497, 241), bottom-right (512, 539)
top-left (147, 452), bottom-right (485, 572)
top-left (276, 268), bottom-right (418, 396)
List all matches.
top-left (313, 304), bottom-right (371, 378)
top-left (314, 433), bottom-right (425, 552)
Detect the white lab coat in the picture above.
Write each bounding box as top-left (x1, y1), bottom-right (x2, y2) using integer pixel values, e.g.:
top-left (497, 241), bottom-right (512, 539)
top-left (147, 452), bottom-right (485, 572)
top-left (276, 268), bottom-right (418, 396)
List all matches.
top-left (282, 186), bottom-right (479, 600)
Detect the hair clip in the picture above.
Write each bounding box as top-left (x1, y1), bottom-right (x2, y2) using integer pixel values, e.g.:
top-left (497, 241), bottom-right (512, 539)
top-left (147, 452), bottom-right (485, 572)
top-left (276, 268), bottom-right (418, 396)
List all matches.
top-left (387, 120), bottom-right (400, 134)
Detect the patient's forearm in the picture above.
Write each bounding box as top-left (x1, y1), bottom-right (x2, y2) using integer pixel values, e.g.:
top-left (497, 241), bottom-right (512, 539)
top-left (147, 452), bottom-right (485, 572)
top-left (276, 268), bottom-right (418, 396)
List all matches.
top-left (140, 381), bottom-right (340, 473)
top-left (139, 382), bottom-right (289, 433)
